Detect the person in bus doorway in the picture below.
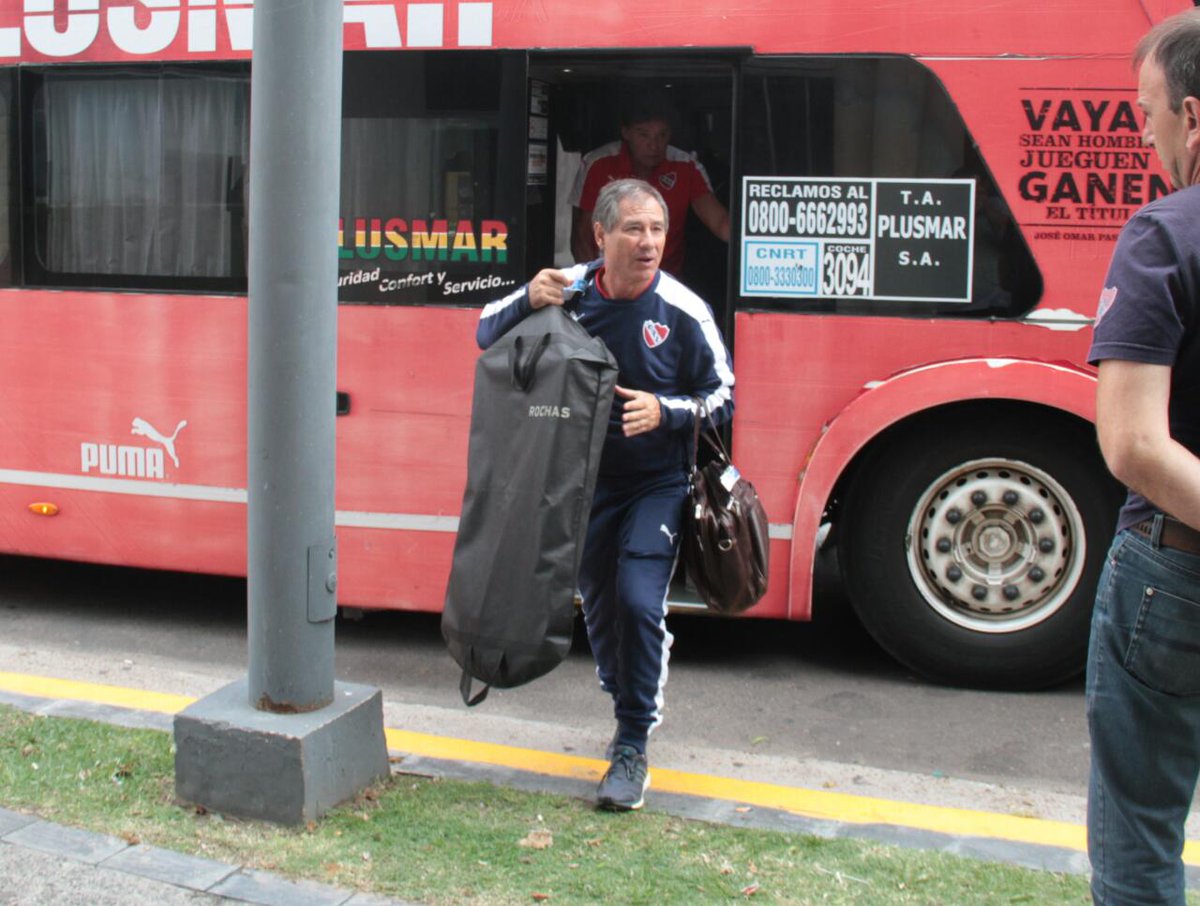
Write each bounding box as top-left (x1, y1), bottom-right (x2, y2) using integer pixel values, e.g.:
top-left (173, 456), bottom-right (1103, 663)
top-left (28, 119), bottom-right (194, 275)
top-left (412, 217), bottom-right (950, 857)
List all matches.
top-left (568, 93), bottom-right (730, 278)
top-left (477, 178), bottom-right (734, 810)
top-left (1086, 9), bottom-right (1200, 904)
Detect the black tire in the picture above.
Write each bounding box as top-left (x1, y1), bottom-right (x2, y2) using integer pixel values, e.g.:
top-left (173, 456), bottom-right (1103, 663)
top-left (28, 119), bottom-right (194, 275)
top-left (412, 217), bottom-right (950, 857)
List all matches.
top-left (839, 409), bottom-right (1122, 689)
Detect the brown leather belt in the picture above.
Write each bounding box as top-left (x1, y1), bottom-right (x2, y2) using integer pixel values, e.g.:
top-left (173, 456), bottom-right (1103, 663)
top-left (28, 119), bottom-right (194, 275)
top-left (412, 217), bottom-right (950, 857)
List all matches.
top-left (1132, 516), bottom-right (1200, 557)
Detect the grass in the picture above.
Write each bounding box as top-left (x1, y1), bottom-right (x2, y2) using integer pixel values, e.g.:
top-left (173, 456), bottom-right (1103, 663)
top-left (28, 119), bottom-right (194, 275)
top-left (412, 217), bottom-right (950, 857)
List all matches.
top-left (0, 703), bottom-right (1108, 904)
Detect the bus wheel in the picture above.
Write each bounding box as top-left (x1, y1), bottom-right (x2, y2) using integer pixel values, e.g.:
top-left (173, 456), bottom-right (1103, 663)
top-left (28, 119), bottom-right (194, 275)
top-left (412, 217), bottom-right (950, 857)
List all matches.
top-left (840, 414), bottom-right (1121, 689)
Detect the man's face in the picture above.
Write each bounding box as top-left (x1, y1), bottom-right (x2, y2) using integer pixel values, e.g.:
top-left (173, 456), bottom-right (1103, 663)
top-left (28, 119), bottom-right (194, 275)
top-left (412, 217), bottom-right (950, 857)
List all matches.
top-left (1138, 55), bottom-right (1200, 189)
top-left (595, 194), bottom-right (666, 289)
top-left (620, 119), bottom-right (670, 172)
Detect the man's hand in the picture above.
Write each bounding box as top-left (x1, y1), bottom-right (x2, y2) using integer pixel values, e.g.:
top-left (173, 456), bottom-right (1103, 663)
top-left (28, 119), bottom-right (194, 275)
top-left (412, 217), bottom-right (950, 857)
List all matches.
top-left (616, 385), bottom-right (662, 436)
top-left (528, 269), bottom-right (572, 310)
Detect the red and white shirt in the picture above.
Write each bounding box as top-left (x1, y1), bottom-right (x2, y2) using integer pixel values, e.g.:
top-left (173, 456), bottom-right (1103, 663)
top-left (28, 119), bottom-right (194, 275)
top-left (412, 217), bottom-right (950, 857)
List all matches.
top-left (568, 141), bottom-right (715, 276)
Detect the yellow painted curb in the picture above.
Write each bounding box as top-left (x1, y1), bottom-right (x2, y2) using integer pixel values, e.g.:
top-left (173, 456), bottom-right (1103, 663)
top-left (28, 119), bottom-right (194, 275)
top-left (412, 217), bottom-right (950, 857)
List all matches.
top-left (2, 670), bottom-right (1197, 865)
top-left (0, 671), bottom-right (196, 715)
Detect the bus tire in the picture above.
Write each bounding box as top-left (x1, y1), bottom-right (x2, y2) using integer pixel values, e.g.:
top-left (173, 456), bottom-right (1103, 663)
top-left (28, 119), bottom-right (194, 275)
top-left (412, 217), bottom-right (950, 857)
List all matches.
top-left (839, 411), bottom-right (1122, 690)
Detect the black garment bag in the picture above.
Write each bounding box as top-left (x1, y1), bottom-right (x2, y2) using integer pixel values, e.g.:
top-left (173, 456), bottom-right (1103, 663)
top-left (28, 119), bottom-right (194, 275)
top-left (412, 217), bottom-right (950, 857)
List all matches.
top-left (442, 303), bottom-right (618, 704)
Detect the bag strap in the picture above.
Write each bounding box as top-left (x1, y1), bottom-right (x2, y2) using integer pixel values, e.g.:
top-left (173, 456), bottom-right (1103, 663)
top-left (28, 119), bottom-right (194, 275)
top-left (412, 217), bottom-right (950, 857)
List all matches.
top-left (510, 332), bottom-right (551, 391)
top-left (690, 396), bottom-right (731, 469)
top-left (563, 260), bottom-right (605, 312)
top-left (689, 397), bottom-right (706, 474)
top-left (459, 665), bottom-right (490, 707)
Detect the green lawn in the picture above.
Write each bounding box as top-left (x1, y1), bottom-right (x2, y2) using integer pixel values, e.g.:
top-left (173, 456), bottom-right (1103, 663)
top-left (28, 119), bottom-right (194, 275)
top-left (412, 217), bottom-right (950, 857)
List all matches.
top-left (0, 704), bottom-right (1110, 904)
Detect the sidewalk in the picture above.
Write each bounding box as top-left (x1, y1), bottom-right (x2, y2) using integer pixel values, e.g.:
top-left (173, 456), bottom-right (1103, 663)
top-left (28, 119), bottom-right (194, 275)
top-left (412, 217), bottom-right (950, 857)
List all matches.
top-left (0, 806), bottom-right (409, 906)
top-left (0, 690), bottom-right (416, 906)
top-left (1, 677), bottom-right (1197, 903)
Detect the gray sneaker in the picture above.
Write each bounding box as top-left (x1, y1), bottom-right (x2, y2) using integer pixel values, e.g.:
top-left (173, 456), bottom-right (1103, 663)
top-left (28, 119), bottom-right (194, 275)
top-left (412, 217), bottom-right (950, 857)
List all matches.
top-left (597, 745), bottom-right (649, 811)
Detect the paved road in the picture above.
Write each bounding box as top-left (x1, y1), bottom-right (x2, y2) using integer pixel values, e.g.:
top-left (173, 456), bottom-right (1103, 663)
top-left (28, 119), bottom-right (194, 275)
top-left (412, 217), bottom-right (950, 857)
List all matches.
top-left (0, 550), bottom-right (1106, 828)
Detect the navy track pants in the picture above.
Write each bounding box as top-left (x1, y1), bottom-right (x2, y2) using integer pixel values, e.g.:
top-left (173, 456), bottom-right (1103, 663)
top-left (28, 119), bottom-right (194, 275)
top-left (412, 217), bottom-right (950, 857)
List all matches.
top-left (578, 469), bottom-right (689, 754)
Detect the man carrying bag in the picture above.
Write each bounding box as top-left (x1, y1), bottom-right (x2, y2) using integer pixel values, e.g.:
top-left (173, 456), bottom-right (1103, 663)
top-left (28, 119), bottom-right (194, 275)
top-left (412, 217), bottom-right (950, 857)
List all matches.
top-left (471, 179), bottom-right (735, 811)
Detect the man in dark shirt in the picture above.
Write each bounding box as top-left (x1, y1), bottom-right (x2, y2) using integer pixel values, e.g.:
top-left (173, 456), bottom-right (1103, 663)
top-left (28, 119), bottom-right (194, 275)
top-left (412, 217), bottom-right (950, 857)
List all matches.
top-left (1085, 9), bottom-right (1200, 903)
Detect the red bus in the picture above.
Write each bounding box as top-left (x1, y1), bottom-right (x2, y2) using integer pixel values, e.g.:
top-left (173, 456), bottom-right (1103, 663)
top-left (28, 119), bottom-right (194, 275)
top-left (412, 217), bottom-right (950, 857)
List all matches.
top-left (0, 0), bottom-right (1184, 689)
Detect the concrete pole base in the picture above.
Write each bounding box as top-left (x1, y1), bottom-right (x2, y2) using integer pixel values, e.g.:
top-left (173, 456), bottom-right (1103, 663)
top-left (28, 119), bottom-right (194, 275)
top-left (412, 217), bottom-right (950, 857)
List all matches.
top-left (173, 678), bottom-right (389, 825)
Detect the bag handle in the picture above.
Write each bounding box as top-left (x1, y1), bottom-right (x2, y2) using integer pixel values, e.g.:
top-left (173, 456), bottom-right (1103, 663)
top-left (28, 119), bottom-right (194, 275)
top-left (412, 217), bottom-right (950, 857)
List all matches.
top-left (458, 644), bottom-right (505, 706)
top-left (689, 396), bottom-right (731, 472)
top-left (459, 665), bottom-right (490, 707)
top-left (510, 332), bottom-right (551, 391)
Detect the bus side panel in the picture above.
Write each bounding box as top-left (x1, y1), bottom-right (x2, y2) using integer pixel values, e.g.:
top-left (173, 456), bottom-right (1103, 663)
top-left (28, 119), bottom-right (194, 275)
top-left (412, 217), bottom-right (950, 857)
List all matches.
top-left (0, 291), bottom-right (485, 614)
top-left (0, 290), bottom-right (249, 574)
top-left (335, 306), bottom-right (477, 517)
top-left (333, 305), bottom-right (480, 611)
top-left (730, 311), bottom-right (1097, 620)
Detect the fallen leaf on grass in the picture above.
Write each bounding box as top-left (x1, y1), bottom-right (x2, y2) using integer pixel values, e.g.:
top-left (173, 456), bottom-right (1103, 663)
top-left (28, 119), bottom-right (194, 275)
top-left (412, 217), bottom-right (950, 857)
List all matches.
top-left (531, 894), bottom-right (550, 902)
top-left (120, 832), bottom-right (140, 845)
top-left (742, 883), bottom-right (761, 896)
top-left (519, 829), bottom-right (553, 849)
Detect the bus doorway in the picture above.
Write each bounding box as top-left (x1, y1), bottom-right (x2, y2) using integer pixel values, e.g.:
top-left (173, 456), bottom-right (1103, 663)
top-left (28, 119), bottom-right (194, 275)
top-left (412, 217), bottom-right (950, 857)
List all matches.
top-left (526, 55), bottom-right (736, 341)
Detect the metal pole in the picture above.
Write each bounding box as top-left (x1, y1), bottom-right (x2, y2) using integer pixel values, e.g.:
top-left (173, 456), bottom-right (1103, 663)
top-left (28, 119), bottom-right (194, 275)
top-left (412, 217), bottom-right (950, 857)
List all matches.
top-left (247, 0), bottom-right (342, 712)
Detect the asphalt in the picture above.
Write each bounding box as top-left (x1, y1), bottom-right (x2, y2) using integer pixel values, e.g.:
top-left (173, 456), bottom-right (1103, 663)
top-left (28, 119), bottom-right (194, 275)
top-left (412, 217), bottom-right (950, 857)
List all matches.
top-left (0, 675), bottom-right (1198, 904)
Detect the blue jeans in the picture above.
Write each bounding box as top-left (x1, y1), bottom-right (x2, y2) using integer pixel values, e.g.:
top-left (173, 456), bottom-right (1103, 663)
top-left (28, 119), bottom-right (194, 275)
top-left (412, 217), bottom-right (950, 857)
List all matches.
top-left (1087, 527), bottom-right (1200, 905)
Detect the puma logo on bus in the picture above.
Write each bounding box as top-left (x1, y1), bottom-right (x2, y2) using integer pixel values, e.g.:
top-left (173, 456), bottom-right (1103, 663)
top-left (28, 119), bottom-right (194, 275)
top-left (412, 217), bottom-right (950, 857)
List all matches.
top-left (80, 417), bottom-right (188, 480)
top-left (131, 418), bottom-right (188, 468)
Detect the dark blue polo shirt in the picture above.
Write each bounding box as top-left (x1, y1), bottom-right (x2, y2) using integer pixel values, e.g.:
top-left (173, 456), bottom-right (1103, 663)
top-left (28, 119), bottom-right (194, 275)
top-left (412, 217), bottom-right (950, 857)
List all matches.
top-left (1088, 185), bottom-right (1200, 531)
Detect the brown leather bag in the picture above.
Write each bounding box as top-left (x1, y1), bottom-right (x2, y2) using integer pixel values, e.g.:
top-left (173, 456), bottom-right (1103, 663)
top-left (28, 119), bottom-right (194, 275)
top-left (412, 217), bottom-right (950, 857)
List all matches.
top-left (681, 401), bottom-right (770, 614)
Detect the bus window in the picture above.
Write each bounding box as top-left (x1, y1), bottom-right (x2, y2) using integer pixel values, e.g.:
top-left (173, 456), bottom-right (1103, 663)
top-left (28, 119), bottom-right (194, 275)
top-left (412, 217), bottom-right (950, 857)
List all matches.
top-left (737, 56), bottom-right (1042, 317)
top-left (338, 51), bottom-right (527, 306)
top-left (24, 66), bottom-right (249, 292)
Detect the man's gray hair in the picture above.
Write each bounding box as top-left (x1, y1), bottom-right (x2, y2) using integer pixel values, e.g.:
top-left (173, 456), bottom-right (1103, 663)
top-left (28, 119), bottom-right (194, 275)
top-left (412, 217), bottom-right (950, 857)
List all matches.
top-left (1135, 8), bottom-right (1200, 112)
top-left (593, 179), bottom-right (669, 235)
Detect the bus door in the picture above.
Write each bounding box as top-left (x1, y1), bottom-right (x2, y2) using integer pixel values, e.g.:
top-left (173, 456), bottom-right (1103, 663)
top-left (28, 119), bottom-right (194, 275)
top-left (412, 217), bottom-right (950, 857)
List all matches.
top-left (525, 53), bottom-right (739, 342)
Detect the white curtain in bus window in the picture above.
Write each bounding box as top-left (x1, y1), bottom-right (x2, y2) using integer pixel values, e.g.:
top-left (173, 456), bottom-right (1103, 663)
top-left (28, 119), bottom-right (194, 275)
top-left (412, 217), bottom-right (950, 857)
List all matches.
top-left (36, 71), bottom-right (249, 281)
